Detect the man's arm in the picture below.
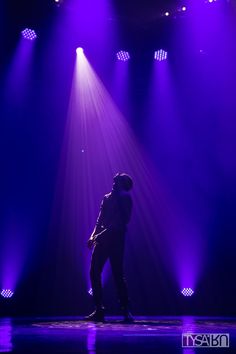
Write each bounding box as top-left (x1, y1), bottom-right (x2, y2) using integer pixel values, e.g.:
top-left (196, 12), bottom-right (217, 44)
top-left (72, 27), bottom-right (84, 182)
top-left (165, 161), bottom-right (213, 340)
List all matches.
top-left (87, 198), bottom-right (105, 249)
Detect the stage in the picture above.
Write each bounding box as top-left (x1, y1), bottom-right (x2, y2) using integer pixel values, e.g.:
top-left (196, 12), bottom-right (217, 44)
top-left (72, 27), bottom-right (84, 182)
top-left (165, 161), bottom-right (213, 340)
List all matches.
top-left (0, 316), bottom-right (235, 353)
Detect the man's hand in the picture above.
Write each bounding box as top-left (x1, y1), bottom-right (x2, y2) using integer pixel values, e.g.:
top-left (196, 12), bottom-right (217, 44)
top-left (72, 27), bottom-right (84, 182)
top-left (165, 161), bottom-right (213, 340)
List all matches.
top-left (87, 229), bottom-right (107, 249)
top-left (87, 236), bottom-right (95, 250)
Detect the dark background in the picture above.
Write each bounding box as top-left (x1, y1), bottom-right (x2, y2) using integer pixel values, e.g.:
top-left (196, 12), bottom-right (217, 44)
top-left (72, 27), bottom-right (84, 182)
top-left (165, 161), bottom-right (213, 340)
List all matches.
top-left (0, 0), bottom-right (236, 317)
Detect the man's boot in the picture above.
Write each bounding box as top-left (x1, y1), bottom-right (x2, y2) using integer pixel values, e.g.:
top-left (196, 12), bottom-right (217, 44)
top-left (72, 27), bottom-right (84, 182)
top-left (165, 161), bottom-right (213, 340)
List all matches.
top-left (122, 306), bottom-right (134, 323)
top-left (84, 307), bottom-right (105, 322)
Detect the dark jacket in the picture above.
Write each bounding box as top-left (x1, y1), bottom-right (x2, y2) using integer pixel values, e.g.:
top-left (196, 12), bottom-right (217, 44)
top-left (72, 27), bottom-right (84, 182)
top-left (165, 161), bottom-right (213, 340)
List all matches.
top-left (96, 190), bottom-right (132, 234)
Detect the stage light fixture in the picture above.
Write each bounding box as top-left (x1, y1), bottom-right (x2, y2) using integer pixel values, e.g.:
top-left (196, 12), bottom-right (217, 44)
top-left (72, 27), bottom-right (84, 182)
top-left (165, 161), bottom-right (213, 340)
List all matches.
top-left (181, 288), bottom-right (194, 297)
top-left (116, 51), bottom-right (130, 62)
top-left (21, 28), bottom-right (37, 41)
top-left (154, 49), bottom-right (168, 61)
top-left (76, 47), bottom-right (84, 54)
top-left (181, 6), bottom-right (187, 11)
top-left (88, 288), bottom-right (93, 296)
top-left (164, 11), bottom-right (170, 16)
top-left (1, 289), bottom-right (14, 298)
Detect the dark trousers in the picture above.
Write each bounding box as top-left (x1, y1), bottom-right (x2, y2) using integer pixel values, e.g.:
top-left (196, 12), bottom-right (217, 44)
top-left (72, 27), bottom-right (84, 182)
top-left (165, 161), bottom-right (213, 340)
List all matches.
top-left (90, 231), bottom-right (129, 309)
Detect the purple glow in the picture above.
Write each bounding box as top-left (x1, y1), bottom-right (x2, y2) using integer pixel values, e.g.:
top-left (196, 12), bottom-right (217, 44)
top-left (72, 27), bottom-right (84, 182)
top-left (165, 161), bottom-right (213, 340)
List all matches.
top-left (21, 28), bottom-right (37, 41)
top-left (154, 49), bottom-right (168, 61)
top-left (0, 318), bottom-right (13, 352)
top-left (87, 325), bottom-right (96, 353)
top-left (56, 49), bottom-right (169, 295)
top-left (0, 221), bottom-right (30, 298)
top-left (1, 289), bottom-right (14, 298)
top-left (4, 30), bottom-right (35, 106)
top-left (56, 0), bottom-right (116, 59)
top-left (150, 62), bottom-right (203, 292)
top-left (116, 51), bottom-right (130, 62)
top-left (181, 288), bottom-right (194, 297)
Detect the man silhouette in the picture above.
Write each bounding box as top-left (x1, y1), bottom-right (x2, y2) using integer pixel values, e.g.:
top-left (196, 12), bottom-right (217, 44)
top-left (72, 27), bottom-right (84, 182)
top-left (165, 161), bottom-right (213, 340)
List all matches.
top-left (86, 173), bottom-right (133, 322)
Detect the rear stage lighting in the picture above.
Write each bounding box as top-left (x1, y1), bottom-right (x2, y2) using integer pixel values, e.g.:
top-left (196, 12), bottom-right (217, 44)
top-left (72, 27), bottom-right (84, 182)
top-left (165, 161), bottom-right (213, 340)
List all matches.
top-left (154, 49), bottom-right (168, 61)
top-left (1, 289), bottom-right (14, 298)
top-left (21, 28), bottom-right (37, 41)
top-left (181, 288), bottom-right (194, 297)
top-left (116, 51), bottom-right (130, 62)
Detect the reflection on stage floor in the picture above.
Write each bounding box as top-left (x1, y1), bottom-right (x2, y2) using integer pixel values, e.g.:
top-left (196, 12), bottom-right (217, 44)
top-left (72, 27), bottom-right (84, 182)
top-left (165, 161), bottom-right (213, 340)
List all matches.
top-left (0, 316), bottom-right (235, 353)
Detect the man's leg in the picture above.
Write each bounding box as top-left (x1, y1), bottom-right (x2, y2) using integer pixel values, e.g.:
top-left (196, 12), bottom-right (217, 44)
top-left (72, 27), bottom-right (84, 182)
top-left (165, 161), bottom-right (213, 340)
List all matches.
top-left (87, 242), bottom-right (108, 320)
top-left (109, 243), bottom-right (133, 322)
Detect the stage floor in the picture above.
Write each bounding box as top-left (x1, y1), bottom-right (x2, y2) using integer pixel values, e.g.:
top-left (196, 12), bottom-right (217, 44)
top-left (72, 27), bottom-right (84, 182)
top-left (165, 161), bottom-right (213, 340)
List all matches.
top-left (0, 316), bottom-right (235, 353)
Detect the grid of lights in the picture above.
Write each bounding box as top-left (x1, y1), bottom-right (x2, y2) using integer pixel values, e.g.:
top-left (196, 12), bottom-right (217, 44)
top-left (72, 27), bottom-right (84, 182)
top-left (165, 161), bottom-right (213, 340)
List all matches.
top-left (181, 288), bottom-right (194, 297)
top-left (154, 49), bottom-right (168, 61)
top-left (21, 28), bottom-right (37, 41)
top-left (1, 289), bottom-right (14, 298)
top-left (116, 51), bottom-right (130, 62)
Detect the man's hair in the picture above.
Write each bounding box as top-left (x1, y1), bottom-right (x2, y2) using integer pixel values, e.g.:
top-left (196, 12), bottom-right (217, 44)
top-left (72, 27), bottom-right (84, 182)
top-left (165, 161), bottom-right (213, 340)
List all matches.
top-left (114, 173), bottom-right (133, 191)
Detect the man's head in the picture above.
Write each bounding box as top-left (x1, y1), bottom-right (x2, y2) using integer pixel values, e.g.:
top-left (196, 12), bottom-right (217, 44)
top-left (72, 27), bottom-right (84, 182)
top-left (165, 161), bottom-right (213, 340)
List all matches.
top-left (113, 173), bottom-right (133, 192)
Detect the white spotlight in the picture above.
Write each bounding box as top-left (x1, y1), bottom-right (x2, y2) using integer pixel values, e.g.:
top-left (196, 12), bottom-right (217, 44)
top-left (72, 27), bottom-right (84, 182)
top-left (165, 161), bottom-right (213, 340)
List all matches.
top-left (76, 47), bottom-right (84, 55)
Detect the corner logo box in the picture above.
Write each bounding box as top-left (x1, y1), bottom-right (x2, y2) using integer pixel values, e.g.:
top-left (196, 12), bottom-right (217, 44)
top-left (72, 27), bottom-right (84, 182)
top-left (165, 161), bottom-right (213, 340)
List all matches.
top-left (182, 333), bottom-right (230, 348)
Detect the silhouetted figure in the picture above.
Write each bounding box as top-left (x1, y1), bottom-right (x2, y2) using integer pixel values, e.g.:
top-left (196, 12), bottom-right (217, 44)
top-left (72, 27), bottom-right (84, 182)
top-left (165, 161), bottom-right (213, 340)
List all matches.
top-left (86, 173), bottom-right (133, 322)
